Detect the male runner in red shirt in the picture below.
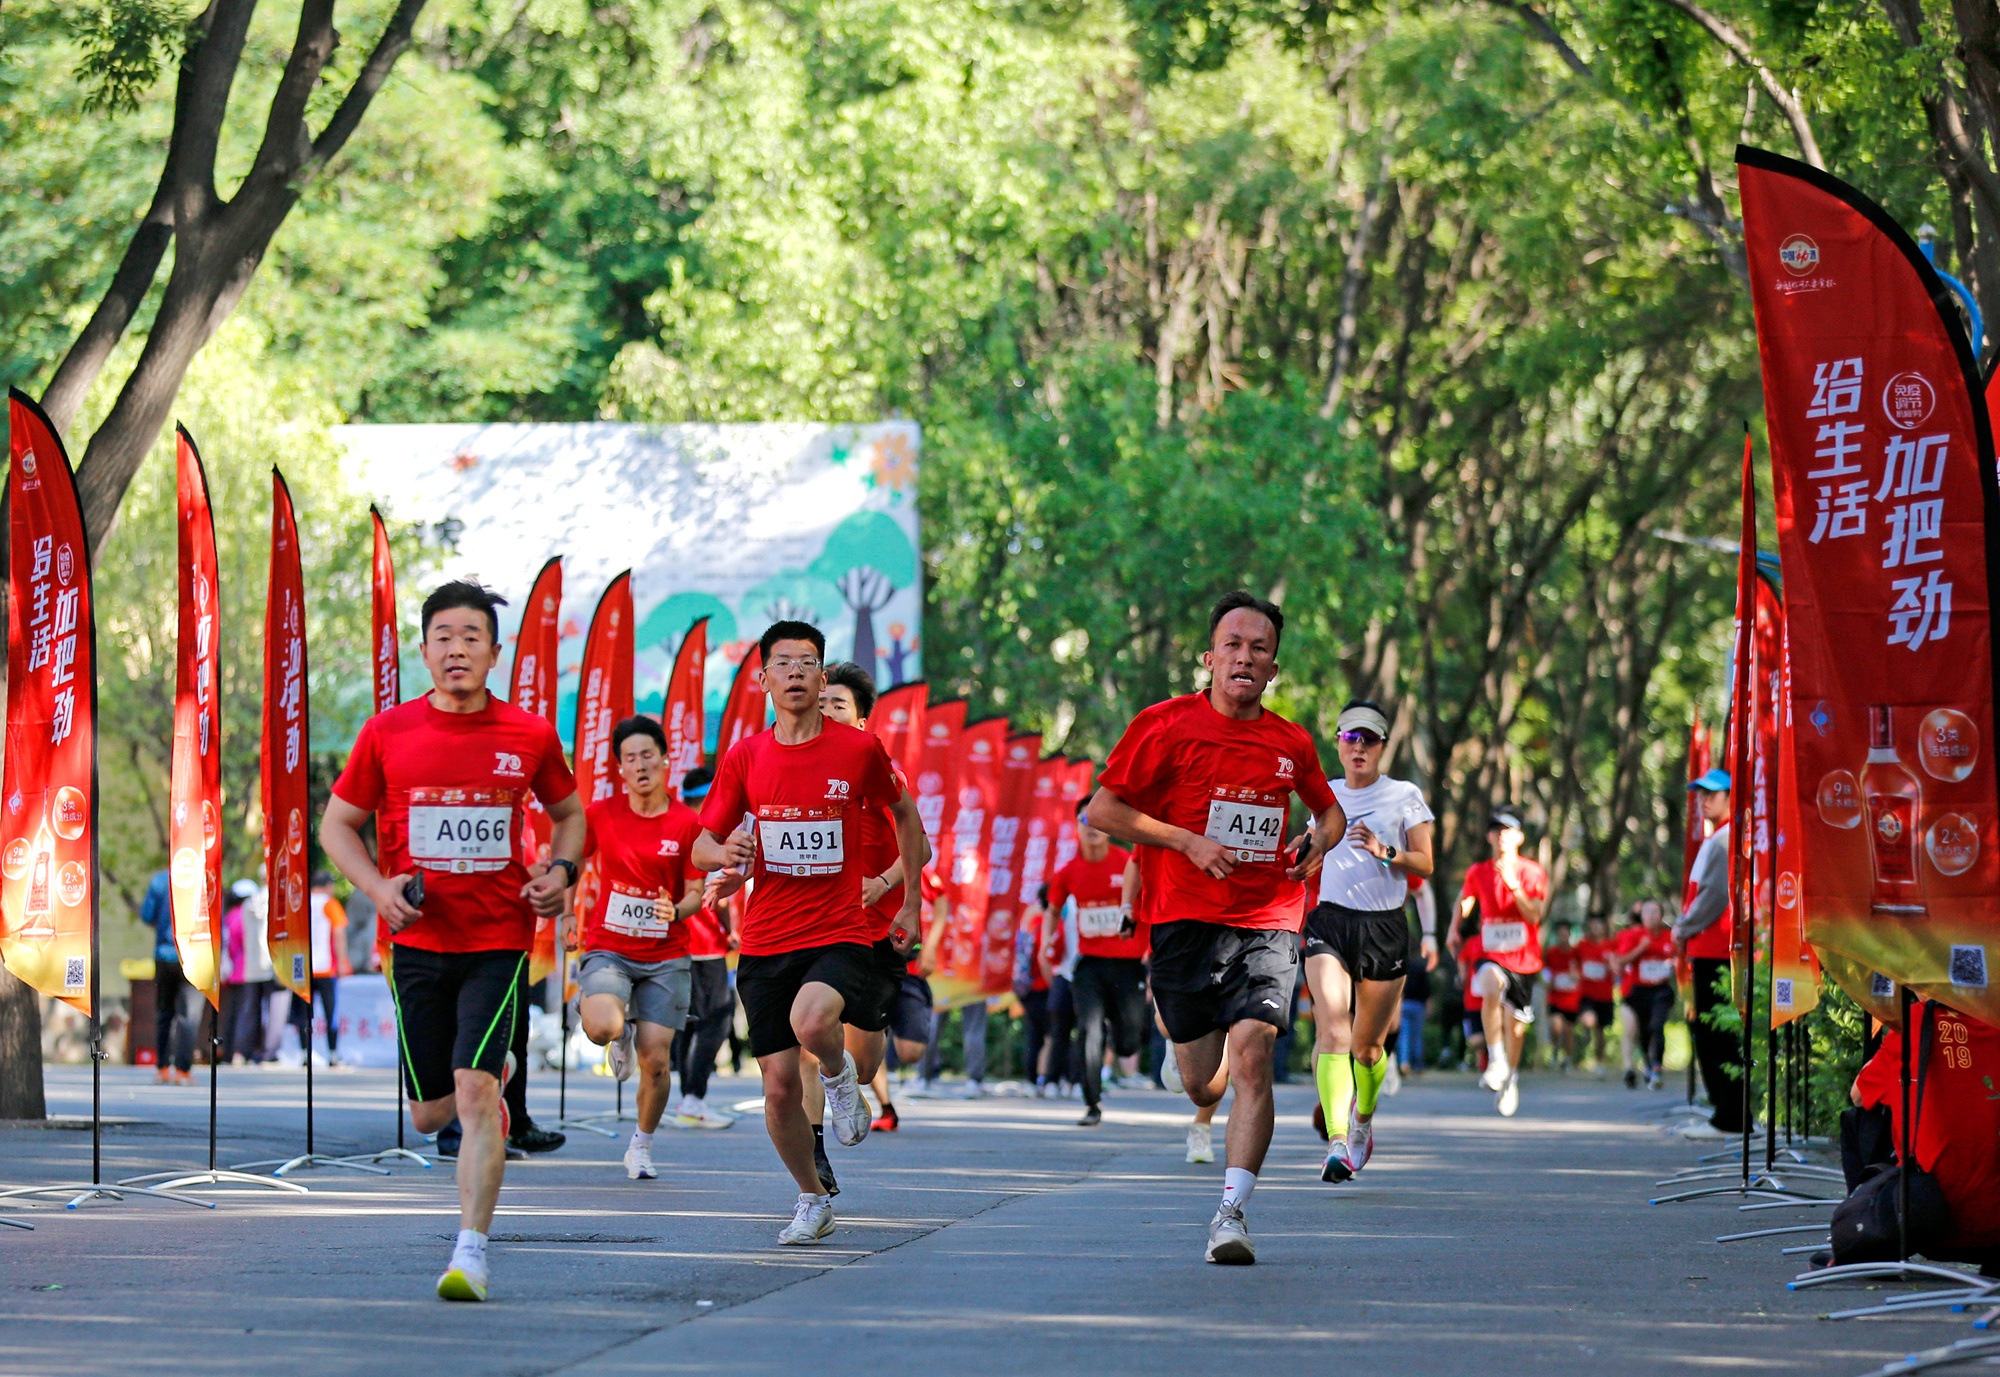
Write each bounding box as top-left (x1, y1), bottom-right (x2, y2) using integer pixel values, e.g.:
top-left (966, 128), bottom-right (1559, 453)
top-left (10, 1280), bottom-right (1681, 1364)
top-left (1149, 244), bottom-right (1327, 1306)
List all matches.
top-left (575, 716), bottom-right (707, 1182)
top-left (1541, 919), bottom-right (1582, 1070)
top-left (321, 581), bottom-right (583, 1303)
top-left (1088, 591), bottom-right (1344, 1265)
top-left (692, 622), bottom-right (929, 1246)
top-left (1573, 913), bottom-right (1617, 1069)
top-left (1449, 810), bottom-right (1548, 1116)
top-left (1048, 805), bottom-right (1136, 1128)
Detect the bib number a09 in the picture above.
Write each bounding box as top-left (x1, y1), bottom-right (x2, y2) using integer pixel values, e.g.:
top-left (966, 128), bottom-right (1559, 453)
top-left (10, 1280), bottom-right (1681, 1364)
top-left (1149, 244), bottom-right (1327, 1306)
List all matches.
top-left (409, 802), bottom-right (513, 874)
top-left (758, 817), bottom-right (844, 877)
top-left (1204, 794), bottom-right (1285, 864)
top-left (1077, 904), bottom-right (1125, 939)
top-left (604, 888), bottom-right (670, 938)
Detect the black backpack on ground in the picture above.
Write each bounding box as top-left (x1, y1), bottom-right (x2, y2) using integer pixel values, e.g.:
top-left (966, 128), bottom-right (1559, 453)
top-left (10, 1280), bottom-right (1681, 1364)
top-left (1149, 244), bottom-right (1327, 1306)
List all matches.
top-left (1830, 1003), bottom-right (1952, 1264)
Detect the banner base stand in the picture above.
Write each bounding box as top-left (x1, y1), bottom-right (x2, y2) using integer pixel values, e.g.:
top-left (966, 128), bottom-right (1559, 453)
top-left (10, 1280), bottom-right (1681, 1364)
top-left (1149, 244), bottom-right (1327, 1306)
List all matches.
top-left (331, 1147), bottom-right (435, 1169)
top-left (1715, 1223), bottom-right (1834, 1243)
top-left (549, 1112), bottom-right (627, 1139)
top-left (115, 1168), bottom-right (309, 1194)
top-left (228, 1153), bottom-right (392, 1178)
top-left (0, 1182), bottom-right (215, 1211)
top-left (1856, 1335), bottom-right (2000, 1377)
top-left (1, 1215), bottom-right (33, 1229)
top-left (1650, 1180), bottom-right (1835, 1205)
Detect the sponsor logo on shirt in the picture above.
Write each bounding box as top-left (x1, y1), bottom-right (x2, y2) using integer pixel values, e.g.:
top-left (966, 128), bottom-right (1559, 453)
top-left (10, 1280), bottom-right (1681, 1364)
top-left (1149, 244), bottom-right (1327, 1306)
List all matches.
top-left (1275, 756), bottom-right (1294, 781)
top-left (494, 751), bottom-right (524, 777)
top-left (825, 778), bottom-right (852, 800)
top-left (658, 839), bottom-right (682, 856)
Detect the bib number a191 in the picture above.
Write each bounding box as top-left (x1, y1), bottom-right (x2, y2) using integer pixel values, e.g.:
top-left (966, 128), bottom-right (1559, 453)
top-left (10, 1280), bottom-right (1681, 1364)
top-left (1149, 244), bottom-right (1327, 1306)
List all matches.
top-left (1077, 904), bottom-right (1125, 939)
top-left (1204, 791), bottom-right (1285, 864)
top-left (408, 789), bottom-right (515, 874)
top-left (1482, 920), bottom-right (1527, 954)
top-left (604, 888), bottom-right (670, 938)
top-left (758, 813), bottom-right (844, 877)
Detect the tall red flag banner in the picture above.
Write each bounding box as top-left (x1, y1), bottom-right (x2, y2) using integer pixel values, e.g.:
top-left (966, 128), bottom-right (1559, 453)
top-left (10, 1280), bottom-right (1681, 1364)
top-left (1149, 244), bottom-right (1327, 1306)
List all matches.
top-left (1742, 146), bottom-right (2000, 1022)
top-left (870, 682), bottom-right (928, 777)
top-left (369, 507), bottom-right (398, 717)
top-left (1771, 615), bottom-right (1822, 1024)
top-left (914, 699), bottom-right (967, 881)
top-left (1749, 575), bottom-right (1787, 1005)
top-left (937, 716), bottom-right (1007, 1000)
top-left (1, 392), bottom-right (97, 1013)
top-left (1053, 759), bottom-right (1094, 876)
top-left (573, 574), bottom-right (634, 925)
top-left (1015, 755), bottom-right (1067, 910)
top-left (510, 557), bottom-right (562, 983)
top-left (664, 617), bottom-right (708, 794)
top-left (978, 733), bottom-right (1043, 995)
top-left (170, 427), bottom-right (224, 1003)
top-left (264, 470), bottom-right (311, 998)
top-left (715, 646), bottom-right (767, 762)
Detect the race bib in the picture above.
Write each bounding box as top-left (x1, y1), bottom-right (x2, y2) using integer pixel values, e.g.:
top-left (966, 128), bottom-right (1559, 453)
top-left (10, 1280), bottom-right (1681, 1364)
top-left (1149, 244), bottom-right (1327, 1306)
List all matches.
top-left (408, 789), bottom-right (515, 874)
top-left (1077, 904), bottom-right (1125, 939)
top-left (758, 811), bottom-right (845, 877)
top-left (1205, 790), bottom-right (1285, 864)
top-left (1581, 960), bottom-right (1608, 982)
top-left (1552, 972), bottom-right (1579, 992)
top-left (603, 888), bottom-right (671, 938)
top-left (1638, 958), bottom-right (1675, 985)
top-left (1482, 921), bottom-right (1527, 954)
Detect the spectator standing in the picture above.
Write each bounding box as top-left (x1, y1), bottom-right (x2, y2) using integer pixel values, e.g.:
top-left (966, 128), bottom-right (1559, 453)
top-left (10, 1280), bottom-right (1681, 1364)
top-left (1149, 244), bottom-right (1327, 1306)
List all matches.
top-left (345, 885), bottom-right (380, 975)
top-left (143, 868), bottom-right (200, 1083)
top-left (289, 872), bottom-right (351, 1064)
top-left (219, 879), bottom-right (267, 1063)
top-left (1673, 768), bottom-right (1746, 1139)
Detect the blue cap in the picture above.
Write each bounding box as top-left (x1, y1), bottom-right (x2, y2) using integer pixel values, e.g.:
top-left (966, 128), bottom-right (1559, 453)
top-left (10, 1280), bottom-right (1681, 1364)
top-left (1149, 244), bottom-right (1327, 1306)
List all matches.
top-left (1688, 768), bottom-right (1731, 793)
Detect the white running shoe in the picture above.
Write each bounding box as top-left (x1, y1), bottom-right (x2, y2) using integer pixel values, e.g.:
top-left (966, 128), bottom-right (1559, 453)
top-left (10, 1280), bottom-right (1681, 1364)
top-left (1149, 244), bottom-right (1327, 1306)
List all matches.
top-left (1186, 1122), bottom-right (1214, 1163)
top-left (1479, 1053), bottom-right (1510, 1092)
top-left (1205, 1203), bottom-right (1255, 1264)
top-left (1381, 1058), bottom-right (1402, 1097)
top-left (1160, 1051), bottom-right (1185, 1094)
top-left (1496, 1071), bottom-right (1520, 1118)
top-left (675, 1096), bottom-right (735, 1130)
top-left (1350, 1115), bottom-right (1375, 1171)
top-left (624, 1138), bottom-right (656, 1180)
top-left (777, 1192), bottom-right (835, 1245)
top-left (1320, 1137), bottom-right (1355, 1183)
top-left (608, 1024), bottom-right (635, 1083)
top-left (823, 1052), bottom-right (870, 1146)
top-left (436, 1248), bottom-right (489, 1302)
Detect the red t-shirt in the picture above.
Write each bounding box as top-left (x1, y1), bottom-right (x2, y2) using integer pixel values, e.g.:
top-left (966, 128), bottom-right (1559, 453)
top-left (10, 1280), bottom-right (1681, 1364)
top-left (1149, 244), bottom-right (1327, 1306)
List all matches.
top-left (1458, 857), bottom-right (1549, 975)
top-left (697, 720), bottom-right (902, 957)
top-left (1050, 845), bottom-right (1142, 959)
top-left (1856, 1008), bottom-right (2000, 1250)
top-left (859, 764), bottom-right (914, 939)
top-left (1458, 934), bottom-right (1485, 1012)
top-left (1017, 907), bottom-right (1050, 992)
top-left (1574, 937), bottom-right (1616, 1003)
top-left (1623, 925), bottom-right (1677, 989)
top-left (682, 901), bottom-right (729, 959)
top-left (1543, 941), bottom-right (1581, 1012)
top-left (332, 695), bottom-right (577, 954)
top-left (581, 796), bottom-right (702, 962)
top-left (1096, 693), bottom-right (1336, 931)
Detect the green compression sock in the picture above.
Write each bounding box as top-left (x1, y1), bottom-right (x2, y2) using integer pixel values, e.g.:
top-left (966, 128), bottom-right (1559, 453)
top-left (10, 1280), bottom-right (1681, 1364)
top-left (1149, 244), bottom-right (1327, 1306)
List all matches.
top-left (1316, 1053), bottom-right (1354, 1137)
top-left (1355, 1053), bottom-right (1388, 1119)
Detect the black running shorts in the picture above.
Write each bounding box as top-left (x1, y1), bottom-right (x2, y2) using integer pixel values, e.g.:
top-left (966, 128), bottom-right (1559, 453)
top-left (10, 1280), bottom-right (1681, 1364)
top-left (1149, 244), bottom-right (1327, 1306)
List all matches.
top-left (388, 946), bottom-right (525, 1104)
top-left (1147, 920), bottom-right (1299, 1044)
top-left (1302, 901), bottom-right (1410, 983)
top-left (736, 940), bottom-right (898, 1058)
top-left (888, 971), bottom-right (934, 1046)
top-left (1476, 960), bottom-right (1539, 1022)
top-left (1578, 996), bottom-right (1617, 1026)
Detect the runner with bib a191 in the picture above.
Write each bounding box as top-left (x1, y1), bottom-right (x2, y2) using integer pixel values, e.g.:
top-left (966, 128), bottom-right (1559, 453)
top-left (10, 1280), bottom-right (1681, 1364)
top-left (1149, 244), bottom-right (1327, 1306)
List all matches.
top-left (1087, 591), bottom-right (1345, 1266)
top-left (320, 581), bottom-right (584, 1304)
top-left (692, 622), bottom-right (931, 1247)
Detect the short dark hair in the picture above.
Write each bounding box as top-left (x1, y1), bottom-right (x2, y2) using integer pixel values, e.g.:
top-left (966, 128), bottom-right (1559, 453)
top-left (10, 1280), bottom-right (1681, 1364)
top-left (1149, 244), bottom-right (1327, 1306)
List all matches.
top-left (760, 619), bottom-right (826, 661)
top-left (823, 660), bottom-right (878, 719)
top-left (681, 765), bottom-right (714, 796)
top-left (1208, 590), bottom-right (1283, 649)
top-left (311, 870), bottom-right (332, 889)
top-left (422, 579), bottom-right (508, 641)
top-left (610, 715), bottom-right (667, 758)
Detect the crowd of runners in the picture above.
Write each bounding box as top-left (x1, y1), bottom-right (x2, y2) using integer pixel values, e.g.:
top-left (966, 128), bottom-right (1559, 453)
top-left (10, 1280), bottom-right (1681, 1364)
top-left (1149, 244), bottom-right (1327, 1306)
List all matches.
top-left (317, 579), bottom-right (1709, 1299)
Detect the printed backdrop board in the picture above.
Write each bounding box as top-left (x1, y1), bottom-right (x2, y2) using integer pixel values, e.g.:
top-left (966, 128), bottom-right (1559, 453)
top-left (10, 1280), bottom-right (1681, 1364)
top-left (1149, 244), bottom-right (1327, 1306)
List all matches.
top-left (335, 423), bottom-right (922, 748)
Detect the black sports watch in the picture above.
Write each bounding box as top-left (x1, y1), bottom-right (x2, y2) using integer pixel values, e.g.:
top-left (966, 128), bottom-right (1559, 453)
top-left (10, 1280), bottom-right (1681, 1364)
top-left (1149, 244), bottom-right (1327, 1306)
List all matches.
top-left (546, 857), bottom-right (579, 885)
top-left (1382, 845), bottom-right (1399, 863)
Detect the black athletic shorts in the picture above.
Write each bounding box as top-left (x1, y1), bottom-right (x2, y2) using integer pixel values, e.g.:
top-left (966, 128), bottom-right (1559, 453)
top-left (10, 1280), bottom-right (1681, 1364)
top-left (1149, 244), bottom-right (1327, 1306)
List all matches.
top-left (1476, 961), bottom-right (1538, 1022)
top-left (388, 946), bottom-right (525, 1103)
top-left (1302, 902), bottom-right (1410, 983)
top-left (1578, 996), bottom-right (1617, 1026)
top-left (888, 971), bottom-right (934, 1046)
top-left (736, 940), bottom-right (898, 1058)
top-left (1148, 919), bottom-right (1299, 1044)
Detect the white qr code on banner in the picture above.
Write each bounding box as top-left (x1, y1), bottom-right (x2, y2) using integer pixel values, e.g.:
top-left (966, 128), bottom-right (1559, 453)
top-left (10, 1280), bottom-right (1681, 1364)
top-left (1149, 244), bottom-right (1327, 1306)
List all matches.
top-left (1774, 978), bottom-right (1794, 1010)
top-left (1951, 945), bottom-right (1989, 988)
top-left (64, 956), bottom-right (84, 990)
top-left (1870, 972), bottom-right (1895, 998)
top-left (292, 954), bottom-right (306, 984)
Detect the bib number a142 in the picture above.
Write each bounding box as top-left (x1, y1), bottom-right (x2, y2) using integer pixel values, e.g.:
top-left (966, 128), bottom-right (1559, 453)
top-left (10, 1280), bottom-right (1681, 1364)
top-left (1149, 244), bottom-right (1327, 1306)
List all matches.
top-left (1204, 791), bottom-right (1285, 864)
top-left (758, 813), bottom-right (844, 877)
top-left (408, 789), bottom-right (515, 874)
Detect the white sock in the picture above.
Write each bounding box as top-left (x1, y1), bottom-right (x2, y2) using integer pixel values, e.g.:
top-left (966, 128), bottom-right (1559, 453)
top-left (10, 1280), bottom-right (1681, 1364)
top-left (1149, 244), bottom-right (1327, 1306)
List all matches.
top-left (454, 1229), bottom-right (488, 1265)
top-left (1221, 1168), bottom-right (1257, 1211)
top-left (631, 1130), bottom-right (653, 1149)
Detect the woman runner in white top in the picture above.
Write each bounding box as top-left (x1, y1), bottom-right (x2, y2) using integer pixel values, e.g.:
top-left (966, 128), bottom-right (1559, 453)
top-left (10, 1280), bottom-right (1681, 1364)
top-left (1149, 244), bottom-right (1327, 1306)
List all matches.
top-left (1302, 701), bottom-right (1434, 1182)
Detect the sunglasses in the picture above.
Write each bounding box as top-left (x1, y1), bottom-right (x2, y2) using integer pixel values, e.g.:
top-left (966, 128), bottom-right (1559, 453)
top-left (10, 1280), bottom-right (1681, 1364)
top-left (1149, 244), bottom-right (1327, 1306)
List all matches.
top-left (1337, 730), bottom-right (1384, 745)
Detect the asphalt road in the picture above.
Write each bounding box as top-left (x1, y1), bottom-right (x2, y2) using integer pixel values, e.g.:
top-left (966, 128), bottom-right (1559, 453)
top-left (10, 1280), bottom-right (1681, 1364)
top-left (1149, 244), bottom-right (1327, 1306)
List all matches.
top-left (0, 1061), bottom-right (1964, 1376)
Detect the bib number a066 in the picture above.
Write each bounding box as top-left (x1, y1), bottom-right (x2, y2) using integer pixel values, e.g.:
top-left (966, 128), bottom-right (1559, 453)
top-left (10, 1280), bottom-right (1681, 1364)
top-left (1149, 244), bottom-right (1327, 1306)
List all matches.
top-left (758, 817), bottom-right (844, 876)
top-left (1204, 793), bottom-right (1285, 864)
top-left (409, 798), bottom-right (513, 874)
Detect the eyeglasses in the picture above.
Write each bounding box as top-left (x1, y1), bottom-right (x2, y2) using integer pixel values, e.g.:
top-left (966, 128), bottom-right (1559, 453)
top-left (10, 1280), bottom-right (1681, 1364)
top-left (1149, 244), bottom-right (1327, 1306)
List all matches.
top-left (1337, 730), bottom-right (1384, 745)
top-left (768, 656), bottom-right (822, 674)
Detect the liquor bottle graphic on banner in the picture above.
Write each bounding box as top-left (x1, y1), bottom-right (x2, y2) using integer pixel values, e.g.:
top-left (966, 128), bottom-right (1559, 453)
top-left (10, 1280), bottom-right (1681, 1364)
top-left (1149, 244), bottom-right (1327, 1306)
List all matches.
top-left (1862, 704), bottom-right (1926, 916)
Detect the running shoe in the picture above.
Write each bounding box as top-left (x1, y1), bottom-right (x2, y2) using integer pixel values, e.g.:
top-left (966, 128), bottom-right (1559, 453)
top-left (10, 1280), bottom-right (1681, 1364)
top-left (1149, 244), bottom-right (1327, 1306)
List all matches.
top-left (813, 1133), bottom-right (841, 1197)
top-left (823, 1052), bottom-right (871, 1146)
top-left (1381, 1058), bottom-right (1402, 1097)
top-left (1350, 1114), bottom-right (1375, 1172)
top-left (608, 1024), bottom-right (635, 1083)
top-left (1496, 1071), bottom-right (1520, 1118)
top-left (1478, 1054), bottom-right (1510, 1092)
top-left (1205, 1203), bottom-right (1255, 1264)
top-left (436, 1253), bottom-right (489, 1302)
top-left (674, 1095), bottom-right (736, 1129)
top-left (1115, 1073), bottom-right (1152, 1091)
top-left (624, 1138), bottom-right (656, 1180)
top-left (777, 1193), bottom-right (835, 1245)
top-left (1077, 1104), bottom-right (1102, 1127)
top-left (510, 1122), bottom-right (567, 1154)
top-left (1321, 1137), bottom-right (1355, 1182)
top-left (1186, 1122), bottom-right (1214, 1163)
top-left (1623, 1069), bottom-right (1639, 1089)
top-left (871, 1101), bottom-right (901, 1133)
top-left (1160, 1052), bottom-right (1185, 1094)
top-left (1646, 1071), bottom-right (1663, 1091)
